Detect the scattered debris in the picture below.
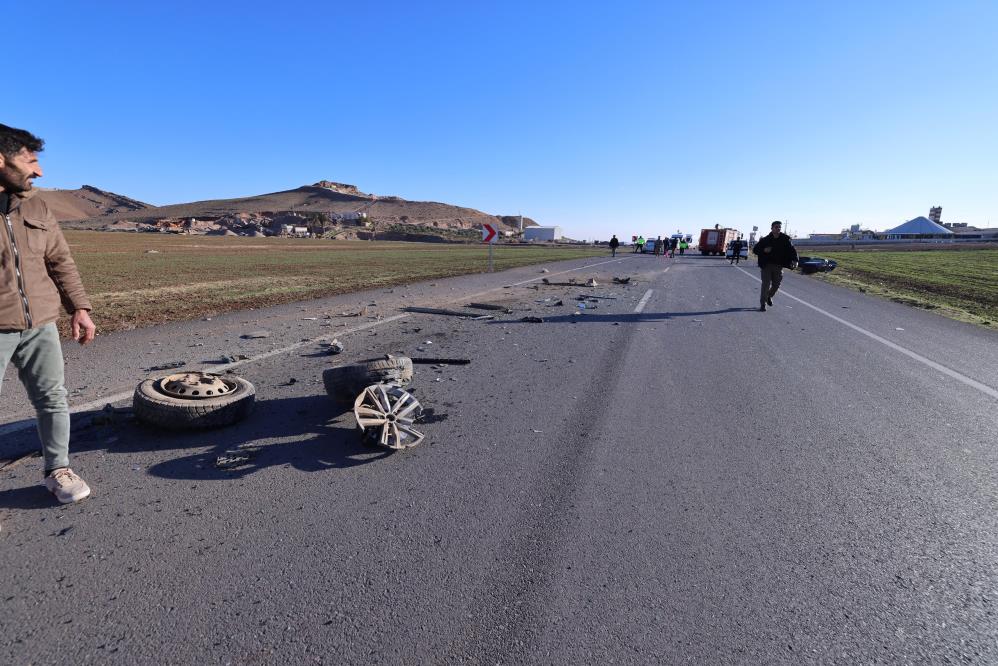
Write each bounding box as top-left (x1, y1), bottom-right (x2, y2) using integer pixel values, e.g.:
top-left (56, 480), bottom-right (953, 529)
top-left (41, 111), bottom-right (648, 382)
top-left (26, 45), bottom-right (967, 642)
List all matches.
top-left (215, 450), bottom-right (257, 469)
top-left (284, 378), bottom-right (298, 385)
top-left (321, 339), bottom-right (345, 355)
top-left (410, 358), bottom-right (472, 365)
top-left (548, 300), bottom-right (564, 307)
top-left (577, 294), bottom-right (618, 300)
top-left (541, 278), bottom-right (579, 286)
top-left (405, 306), bottom-right (478, 318)
top-left (895, 327), bottom-right (905, 331)
top-left (241, 330), bottom-right (271, 339)
top-left (520, 316), bottom-right (544, 323)
top-left (540, 268), bottom-right (550, 273)
top-left (612, 277), bottom-right (631, 284)
top-left (145, 361), bottom-right (185, 372)
top-left (90, 403), bottom-right (134, 426)
top-left (467, 302), bottom-right (512, 313)
top-left (301, 317), bottom-right (317, 321)
top-left (585, 278), bottom-right (598, 287)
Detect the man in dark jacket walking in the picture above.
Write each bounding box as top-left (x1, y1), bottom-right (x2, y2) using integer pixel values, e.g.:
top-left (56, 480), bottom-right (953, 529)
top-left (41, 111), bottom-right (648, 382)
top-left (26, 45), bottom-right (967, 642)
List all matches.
top-left (752, 220), bottom-right (798, 311)
top-left (609, 235), bottom-right (619, 257)
top-left (0, 124), bottom-right (95, 509)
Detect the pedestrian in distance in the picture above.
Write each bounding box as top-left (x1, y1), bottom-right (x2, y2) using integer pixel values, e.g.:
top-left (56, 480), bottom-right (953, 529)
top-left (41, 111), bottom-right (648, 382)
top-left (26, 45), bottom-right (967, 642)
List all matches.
top-left (0, 124), bottom-right (96, 511)
top-left (609, 235), bottom-right (619, 257)
top-left (653, 235), bottom-right (663, 256)
top-left (729, 237), bottom-right (743, 265)
top-left (679, 238), bottom-right (688, 255)
top-left (669, 236), bottom-right (678, 257)
top-left (752, 220), bottom-right (798, 312)
top-left (634, 236), bottom-right (645, 253)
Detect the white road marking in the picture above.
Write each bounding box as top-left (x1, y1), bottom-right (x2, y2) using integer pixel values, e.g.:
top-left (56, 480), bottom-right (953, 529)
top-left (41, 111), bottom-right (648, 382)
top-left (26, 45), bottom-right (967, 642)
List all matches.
top-left (0, 256), bottom-right (636, 439)
top-left (736, 267), bottom-right (998, 400)
top-left (635, 290), bottom-right (653, 313)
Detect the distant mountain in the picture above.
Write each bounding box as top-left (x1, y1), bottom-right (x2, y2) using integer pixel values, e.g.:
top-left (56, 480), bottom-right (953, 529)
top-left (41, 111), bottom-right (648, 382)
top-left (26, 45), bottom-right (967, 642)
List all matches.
top-left (54, 181), bottom-right (538, 240)
top-left (36, 185), bottom-right (152, 221)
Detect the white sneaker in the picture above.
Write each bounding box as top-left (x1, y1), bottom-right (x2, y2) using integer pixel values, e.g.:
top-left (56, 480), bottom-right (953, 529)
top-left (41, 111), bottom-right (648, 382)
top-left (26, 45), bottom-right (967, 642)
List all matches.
top-left (44, 468), bottom-right (91, 504)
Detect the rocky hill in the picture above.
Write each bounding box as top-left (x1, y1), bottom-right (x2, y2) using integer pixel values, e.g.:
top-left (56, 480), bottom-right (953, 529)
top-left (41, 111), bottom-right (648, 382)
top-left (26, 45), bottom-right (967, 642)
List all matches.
top-left (52, 181), bottom-right (537, 241)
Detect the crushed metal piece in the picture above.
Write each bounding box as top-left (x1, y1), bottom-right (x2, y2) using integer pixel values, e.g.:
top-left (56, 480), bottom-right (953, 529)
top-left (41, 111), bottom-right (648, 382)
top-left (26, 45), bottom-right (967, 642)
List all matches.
top-left (241, 330), bottom-right (271, 339)
top-left (145, 361), bottom-right (185, 372)
top-left (215, 450), bottom-right (257, 468)
top-left (612, 277), bottom-right (631, 284)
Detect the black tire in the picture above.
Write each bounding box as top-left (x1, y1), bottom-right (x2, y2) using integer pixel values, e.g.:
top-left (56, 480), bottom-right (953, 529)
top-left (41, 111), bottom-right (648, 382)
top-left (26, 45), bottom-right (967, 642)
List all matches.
top-left (133, 376), bottom-right (255, 430)
top-left (323, 357), bottom-right (414, 402)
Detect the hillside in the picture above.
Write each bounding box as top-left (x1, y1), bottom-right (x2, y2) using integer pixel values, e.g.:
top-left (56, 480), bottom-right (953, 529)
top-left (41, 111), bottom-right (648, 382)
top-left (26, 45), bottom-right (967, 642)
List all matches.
top-left (36, 185), bottom-right (152, 221)
top-left (53, 181), bottom-right (537, 240)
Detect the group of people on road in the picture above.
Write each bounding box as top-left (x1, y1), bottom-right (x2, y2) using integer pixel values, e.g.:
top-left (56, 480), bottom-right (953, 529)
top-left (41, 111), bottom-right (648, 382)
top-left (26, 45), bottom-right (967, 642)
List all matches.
top-left (611, 234), bottom-right (688, 257)
top-left (606, 220), bottom-right (797, 312)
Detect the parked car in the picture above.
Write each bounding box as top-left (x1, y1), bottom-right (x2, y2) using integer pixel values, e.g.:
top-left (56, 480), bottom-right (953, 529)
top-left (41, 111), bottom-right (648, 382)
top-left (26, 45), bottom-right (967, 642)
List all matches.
top-left (798, 256), bottom-right (838, 274)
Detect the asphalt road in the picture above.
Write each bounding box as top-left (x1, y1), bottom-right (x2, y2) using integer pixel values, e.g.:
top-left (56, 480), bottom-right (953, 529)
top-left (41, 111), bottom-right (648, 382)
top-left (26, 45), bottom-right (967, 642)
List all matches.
top-left (2, 252), bottom-right (997, 664)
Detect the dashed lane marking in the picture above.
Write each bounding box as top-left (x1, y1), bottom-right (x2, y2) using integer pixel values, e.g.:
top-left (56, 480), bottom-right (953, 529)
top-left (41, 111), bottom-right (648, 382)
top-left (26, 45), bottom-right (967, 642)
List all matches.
top-left (634, 290), bottom-right (654, 313)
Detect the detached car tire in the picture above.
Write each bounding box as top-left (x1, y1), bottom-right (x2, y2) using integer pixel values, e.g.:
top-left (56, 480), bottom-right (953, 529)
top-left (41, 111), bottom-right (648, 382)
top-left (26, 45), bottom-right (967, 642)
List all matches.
top-left (323, 357), bottom-right (414, 402)
top-left (133, 376), bottom-right (256, 430)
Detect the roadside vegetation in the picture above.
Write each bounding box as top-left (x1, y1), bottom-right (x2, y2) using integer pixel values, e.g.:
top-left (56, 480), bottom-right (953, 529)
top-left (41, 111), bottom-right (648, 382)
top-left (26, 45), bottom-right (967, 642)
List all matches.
top-left (64, 232), bottom-right (606, 333)
top-left (811, 248), bottom-right (997, 327)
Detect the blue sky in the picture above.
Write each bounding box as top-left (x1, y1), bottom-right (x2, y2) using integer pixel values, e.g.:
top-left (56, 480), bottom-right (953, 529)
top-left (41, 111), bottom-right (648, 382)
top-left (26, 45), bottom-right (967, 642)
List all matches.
top-left (9, 1), bottom-right (997, 239)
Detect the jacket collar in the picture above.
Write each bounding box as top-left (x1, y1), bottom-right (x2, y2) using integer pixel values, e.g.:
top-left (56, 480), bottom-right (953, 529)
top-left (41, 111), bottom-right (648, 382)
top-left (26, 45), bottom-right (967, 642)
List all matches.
top-left (6, 188), bottom-right (37, 212)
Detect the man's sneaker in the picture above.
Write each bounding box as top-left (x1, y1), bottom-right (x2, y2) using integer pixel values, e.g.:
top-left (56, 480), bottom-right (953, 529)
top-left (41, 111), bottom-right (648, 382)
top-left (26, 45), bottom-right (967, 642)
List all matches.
top-left (759, 304), bottom-right (767, 312)
top-left (766, 296), bottom-right (774, 306)
top-left (44, 468), bottom-right (91, 504)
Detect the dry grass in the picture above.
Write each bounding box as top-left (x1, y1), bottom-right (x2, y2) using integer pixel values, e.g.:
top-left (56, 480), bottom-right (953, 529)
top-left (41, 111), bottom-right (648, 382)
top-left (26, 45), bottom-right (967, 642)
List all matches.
top-left (808, 248), bottom-right (997, 327)
top-left (63, 232), bottom-right (605, 332)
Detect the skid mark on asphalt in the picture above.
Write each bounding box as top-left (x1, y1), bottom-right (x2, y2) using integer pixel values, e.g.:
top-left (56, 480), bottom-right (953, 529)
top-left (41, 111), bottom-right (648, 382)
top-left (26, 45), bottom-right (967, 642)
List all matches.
top-left (0, 257), bottom-right (638, 438)
top-left (736, 266), bottom-right (998, 400)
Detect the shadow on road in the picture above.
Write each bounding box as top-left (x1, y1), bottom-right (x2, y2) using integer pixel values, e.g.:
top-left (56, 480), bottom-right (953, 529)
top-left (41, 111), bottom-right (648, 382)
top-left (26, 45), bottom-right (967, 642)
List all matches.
top-left (0, 394), bottom-right (392, 509)
top-left (496, 307), bottom-right (760, 325)
top-left (143, 394), bottom-right (393, 480)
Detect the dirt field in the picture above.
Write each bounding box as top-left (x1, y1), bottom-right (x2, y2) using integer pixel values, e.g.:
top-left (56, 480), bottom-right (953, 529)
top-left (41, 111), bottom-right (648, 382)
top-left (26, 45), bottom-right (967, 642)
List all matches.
top-left (806, 247), bottom-right (997, 326)
top-left (63, 232), bottom-right (606, 333)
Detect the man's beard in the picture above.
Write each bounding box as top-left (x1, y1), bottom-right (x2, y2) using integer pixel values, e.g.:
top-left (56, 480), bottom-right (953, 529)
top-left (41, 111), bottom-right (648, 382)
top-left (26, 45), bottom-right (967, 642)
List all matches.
top-left (0, 170), bottom-right (32, 193)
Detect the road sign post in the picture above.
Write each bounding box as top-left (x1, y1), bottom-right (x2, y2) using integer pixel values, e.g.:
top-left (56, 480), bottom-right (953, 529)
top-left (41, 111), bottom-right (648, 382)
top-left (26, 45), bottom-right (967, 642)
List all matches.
top-left (481, 223), bottom-right (497, 272)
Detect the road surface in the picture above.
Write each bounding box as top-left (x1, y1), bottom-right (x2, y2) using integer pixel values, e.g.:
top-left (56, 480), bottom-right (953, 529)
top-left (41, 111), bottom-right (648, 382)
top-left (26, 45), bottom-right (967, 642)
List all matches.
top-left (2, 253), bottom-right (997, 664)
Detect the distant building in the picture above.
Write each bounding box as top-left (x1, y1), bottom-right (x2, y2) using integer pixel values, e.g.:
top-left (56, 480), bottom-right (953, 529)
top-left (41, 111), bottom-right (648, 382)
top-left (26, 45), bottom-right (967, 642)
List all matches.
top-left (929, 206), bottom-right (942, 224)
top-left (884, 217), bottom-right (954, 239)
top-left (523, 226), bottom-right (562, 242)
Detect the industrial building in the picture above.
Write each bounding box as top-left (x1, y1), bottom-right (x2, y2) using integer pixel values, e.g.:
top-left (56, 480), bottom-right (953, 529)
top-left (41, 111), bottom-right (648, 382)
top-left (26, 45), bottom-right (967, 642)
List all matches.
top-left (523, 226), bottom-right (562, 242)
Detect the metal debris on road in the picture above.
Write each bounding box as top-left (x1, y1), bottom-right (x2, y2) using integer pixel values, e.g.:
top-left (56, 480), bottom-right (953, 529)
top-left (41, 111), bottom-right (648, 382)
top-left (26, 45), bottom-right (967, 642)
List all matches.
top-left (241, 330), bottom-right (271, 339)
top-left (410, 358), bottom-right (471, 365)
top-left (467, 302), bottom-right (512, 313)
top-left (145, 361), bottom-right (186, 372)
top-left (577, 294), bottom-right (618, 300)
top-left (214, 450), bottom-right (257, 469)
top-left (322, 339), bottom-right (345, 355)
top-left (585, 278), bottom-right (598, 287)
top-left (612, 277), bottom-right (631, 284)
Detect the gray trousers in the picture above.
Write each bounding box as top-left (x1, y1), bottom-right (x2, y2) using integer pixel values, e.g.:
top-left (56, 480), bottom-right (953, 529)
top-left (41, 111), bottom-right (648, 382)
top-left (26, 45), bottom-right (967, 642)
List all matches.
top-left (760, 263), bottom-right (784, 304)
top-left (0, 323), bottom-right (70, 471)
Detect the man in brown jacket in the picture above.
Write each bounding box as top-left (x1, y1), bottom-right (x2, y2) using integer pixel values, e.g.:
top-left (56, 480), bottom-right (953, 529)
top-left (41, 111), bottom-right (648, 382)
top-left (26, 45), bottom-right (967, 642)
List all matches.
top-left (1, 124), bottom-right (95, 506)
